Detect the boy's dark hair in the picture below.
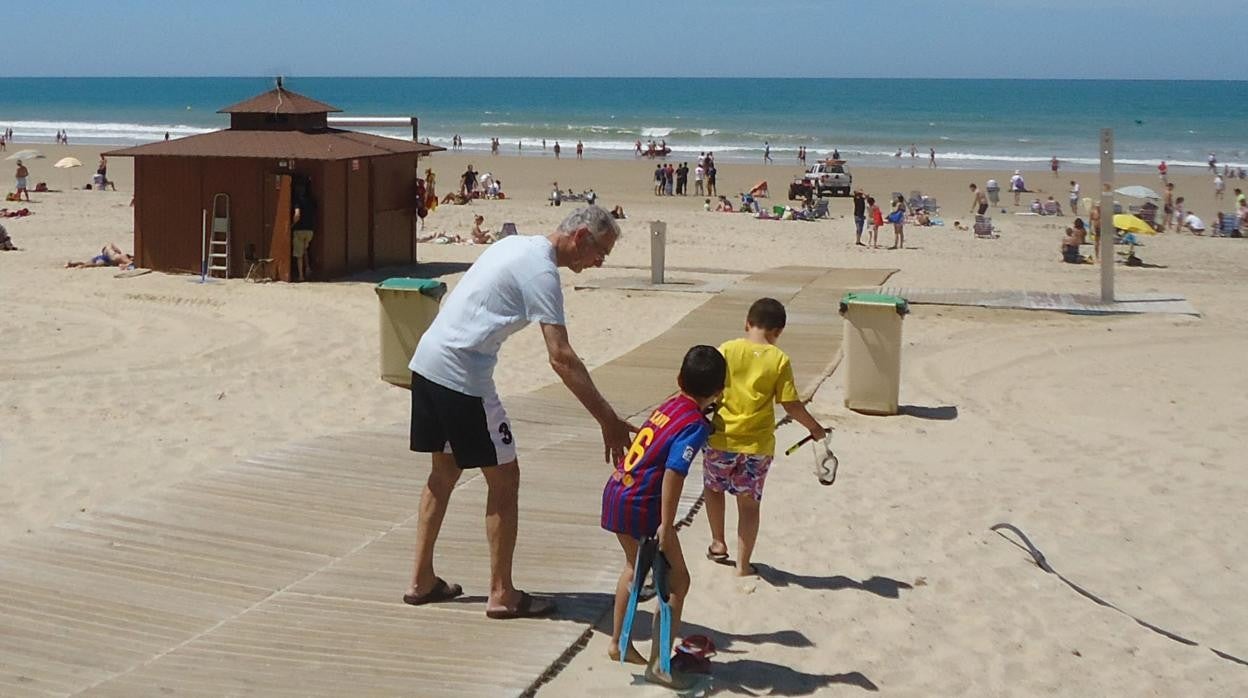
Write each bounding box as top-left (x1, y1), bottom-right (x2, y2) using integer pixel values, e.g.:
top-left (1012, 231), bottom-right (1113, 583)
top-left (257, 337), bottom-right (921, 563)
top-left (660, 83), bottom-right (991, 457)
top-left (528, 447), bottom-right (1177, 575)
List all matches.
top-left (746, 297), bottom-right (787, 331)
top-left (679, 345), bottom-right (727, 399)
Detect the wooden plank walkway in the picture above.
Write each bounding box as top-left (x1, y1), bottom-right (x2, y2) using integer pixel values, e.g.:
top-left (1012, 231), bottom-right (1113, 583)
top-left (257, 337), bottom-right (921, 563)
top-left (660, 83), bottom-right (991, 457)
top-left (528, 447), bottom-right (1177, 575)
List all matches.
top-left (0, 267), bottom-right (893, 697)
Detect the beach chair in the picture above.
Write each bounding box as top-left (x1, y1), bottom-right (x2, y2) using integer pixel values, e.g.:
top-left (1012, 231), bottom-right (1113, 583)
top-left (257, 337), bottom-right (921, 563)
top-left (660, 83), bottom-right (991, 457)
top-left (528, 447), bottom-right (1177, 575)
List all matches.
top-left (243, 243), bottom-right (274, 283)
top-left (497, 222), bottom-right (519, 239)
top-left (1214, 213), bottom-right (1241, 237)
top-left (811, 199), bottom-right (830, 219)
top-left (922, 197), bottom-right (940, 214)
top-left (907, 193), bottom-right (924, 212)
top-left (973, 215), bottom-right (999, 239)
top-left (1041, 200), bottom-right (1062, 216)
top-left (1129, 204), bottom-right (1161, 231)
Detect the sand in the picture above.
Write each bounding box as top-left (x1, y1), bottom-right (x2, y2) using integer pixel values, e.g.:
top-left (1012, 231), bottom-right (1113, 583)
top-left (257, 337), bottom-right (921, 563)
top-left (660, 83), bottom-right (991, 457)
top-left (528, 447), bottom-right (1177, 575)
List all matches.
top-left (1, 143), bottom-right (1246, 694)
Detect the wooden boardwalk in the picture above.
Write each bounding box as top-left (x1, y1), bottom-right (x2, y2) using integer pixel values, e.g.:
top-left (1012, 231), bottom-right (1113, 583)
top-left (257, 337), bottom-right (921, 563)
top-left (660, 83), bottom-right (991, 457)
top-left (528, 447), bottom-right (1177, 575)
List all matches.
top-left (0, 267), bottom-right (892, 697)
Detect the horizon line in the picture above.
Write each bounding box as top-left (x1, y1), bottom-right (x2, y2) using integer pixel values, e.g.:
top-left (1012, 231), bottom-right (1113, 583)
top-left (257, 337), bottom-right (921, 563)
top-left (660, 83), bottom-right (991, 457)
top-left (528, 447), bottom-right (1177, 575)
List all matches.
top-left (2, 75), bottom-right (1245, 82)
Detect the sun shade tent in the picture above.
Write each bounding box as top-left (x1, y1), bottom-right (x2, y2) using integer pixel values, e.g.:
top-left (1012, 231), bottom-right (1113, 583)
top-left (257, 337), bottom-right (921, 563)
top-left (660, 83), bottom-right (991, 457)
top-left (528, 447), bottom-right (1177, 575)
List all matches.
top-left (105, 86), bottom-right (443, 281)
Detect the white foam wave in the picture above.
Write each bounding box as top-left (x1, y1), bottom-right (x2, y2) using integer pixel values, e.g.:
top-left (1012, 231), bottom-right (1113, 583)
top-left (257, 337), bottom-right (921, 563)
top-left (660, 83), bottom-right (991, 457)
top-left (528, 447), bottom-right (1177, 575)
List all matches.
top-left (6, 119), bottom-right (213, 142)
top-left (640, 127), bottom-right (672, 138)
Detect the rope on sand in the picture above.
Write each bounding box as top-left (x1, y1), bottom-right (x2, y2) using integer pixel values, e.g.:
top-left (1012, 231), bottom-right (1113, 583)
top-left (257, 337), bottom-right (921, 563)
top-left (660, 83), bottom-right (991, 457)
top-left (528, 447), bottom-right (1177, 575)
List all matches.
top-left (990, 523), bottom-right (1246, 668)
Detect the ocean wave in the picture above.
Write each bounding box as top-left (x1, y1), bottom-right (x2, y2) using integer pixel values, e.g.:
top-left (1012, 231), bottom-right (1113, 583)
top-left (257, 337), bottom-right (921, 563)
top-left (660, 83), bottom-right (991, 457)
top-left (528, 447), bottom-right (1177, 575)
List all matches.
top-left (6, 119), bottom-right (212, 142)
top-left (7, 116), bottom-right (1241, 170)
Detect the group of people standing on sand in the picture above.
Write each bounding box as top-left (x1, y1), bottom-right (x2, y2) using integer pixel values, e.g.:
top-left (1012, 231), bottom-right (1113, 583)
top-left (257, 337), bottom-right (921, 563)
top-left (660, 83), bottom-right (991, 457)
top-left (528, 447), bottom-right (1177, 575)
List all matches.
top-left (398, 204), bottom-right (826, 688)
top-left (851, 189), bottom-right (907, 249)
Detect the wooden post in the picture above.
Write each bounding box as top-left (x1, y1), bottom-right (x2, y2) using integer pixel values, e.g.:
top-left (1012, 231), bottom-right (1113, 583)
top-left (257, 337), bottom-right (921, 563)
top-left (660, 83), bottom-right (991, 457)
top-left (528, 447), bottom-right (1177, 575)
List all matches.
top-left (1099, 129), bottom-right (1114, 303)
top-left (649, 221), bottom-right (666, 284)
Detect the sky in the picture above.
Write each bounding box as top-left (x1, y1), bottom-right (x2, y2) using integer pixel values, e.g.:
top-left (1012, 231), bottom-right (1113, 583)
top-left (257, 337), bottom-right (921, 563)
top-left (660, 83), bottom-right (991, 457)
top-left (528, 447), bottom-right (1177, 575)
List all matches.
top-left (17, 0), bottom-right (1248, 79)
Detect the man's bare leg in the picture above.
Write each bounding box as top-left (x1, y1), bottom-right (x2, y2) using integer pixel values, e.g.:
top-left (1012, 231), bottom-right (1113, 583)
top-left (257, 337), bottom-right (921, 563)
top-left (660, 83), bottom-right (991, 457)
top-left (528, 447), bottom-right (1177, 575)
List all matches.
top-left (407, 452), bottom-right (461, 597)
top-left (481, 459), bottom-right (523, 610)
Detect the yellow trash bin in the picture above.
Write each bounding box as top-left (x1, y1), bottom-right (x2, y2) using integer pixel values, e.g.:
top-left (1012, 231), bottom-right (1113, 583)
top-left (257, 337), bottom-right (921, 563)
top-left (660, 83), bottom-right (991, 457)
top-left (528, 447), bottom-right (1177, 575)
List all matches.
top-left (840, 292), bottom-right (909, 415)
top-left (375, 278), bottom-right (447, 388)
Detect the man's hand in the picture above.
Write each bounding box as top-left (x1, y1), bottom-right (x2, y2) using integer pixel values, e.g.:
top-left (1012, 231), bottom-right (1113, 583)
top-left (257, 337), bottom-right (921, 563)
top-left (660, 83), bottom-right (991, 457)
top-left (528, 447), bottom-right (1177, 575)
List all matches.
top-left (601, 416), bottom-right (636, 464)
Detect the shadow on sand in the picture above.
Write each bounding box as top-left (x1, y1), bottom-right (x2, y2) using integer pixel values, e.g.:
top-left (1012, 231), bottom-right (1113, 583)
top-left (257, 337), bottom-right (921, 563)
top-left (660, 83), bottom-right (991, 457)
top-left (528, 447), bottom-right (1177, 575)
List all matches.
top-left (754, 565), bottom-right (914, 599)
top-left (712, 659), bottom-right (878, 694)
top-left (897, 404), bottom-right (959, 420)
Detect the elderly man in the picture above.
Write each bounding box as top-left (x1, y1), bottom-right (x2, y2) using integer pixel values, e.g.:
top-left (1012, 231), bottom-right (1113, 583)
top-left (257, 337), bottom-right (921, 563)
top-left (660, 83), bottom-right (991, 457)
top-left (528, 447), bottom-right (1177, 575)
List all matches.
top-left (403, 205), bottom-right (633, 619)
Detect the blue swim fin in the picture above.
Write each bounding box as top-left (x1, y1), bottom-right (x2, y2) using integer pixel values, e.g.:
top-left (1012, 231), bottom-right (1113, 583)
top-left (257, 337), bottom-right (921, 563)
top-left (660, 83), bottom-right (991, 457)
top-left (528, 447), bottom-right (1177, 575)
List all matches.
top-left (652, 547), bottom-right (673, 676)
top-left (619, 536), bottom-right (658, 664)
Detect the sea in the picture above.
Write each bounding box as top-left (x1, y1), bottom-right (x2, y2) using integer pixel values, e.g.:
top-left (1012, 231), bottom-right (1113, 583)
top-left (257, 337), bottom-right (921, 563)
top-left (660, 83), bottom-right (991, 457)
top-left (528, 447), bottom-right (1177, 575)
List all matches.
top-left (2, 77), bottom-right (1245, 172)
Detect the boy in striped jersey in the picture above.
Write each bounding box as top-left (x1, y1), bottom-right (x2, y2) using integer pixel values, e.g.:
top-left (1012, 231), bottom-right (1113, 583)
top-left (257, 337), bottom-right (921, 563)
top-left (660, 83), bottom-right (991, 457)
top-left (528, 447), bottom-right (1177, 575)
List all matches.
top-left (601, 345), bottom-right (726, 681)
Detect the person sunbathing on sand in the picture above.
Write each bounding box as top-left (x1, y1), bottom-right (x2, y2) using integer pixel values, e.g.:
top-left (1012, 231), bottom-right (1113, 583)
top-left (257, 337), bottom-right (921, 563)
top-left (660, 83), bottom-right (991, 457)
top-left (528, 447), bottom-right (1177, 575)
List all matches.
top-left (67, 243), bottom-right (132, 268)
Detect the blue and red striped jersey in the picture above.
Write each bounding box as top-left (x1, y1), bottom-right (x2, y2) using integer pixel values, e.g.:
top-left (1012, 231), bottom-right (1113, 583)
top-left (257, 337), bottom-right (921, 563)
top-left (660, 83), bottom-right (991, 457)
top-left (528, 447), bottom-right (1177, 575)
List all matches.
top-left (601, 394), bottom-right (712, 538)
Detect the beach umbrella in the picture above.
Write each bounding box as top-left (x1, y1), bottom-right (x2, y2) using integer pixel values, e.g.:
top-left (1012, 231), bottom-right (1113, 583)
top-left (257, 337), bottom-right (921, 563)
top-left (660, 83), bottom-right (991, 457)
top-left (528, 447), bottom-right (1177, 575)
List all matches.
top-left (1114, 185), bottom-right (1160, 200)
top-left (5, 149), bottom-right (44, 161)
top-left (1113, 214), bottom-right (1157, 235)
top-left (54, 156), bottom-right (83, 191)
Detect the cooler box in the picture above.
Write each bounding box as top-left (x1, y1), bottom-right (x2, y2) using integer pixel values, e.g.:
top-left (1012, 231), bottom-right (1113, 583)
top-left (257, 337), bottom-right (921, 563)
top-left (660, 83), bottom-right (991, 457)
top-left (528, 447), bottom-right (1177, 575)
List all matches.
top-left (840, 292), bottom-right (909, 415)
top-left (375, 278), bottom-right (447, 387)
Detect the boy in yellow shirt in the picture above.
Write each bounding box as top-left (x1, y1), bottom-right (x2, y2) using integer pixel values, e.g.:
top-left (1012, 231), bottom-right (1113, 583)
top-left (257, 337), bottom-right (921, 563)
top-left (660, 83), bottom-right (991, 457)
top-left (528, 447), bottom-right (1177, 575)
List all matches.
top-left (704, 298), bottom-right (826, 576)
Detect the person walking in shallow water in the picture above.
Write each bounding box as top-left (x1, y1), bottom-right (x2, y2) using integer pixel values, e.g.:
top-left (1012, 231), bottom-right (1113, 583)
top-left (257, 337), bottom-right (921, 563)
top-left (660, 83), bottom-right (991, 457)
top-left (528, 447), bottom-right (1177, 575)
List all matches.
top-left (928, 147), bottom-right (937, 168)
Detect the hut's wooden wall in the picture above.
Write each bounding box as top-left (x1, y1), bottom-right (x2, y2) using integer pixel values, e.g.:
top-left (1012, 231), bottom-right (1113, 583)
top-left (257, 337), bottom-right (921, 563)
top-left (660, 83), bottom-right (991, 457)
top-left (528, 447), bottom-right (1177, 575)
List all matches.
top-left (346, 162), bottom-right (370, 270)
top-left (134, 158), bottom-right (206, 274)
top-left (200, 159), bottom-right (266, 275)
top-left (369, 155), bottom-right (419, 268)
top-left (318, 162), bottom-right (347, 279)
top-left (131, 153), bottom-right (426, 280)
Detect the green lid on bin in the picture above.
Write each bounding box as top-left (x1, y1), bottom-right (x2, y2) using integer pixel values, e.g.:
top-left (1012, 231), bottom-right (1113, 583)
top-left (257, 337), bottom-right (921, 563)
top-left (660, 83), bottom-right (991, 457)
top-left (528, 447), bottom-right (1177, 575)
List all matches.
top-left (839, 292), bottom-right (908, 314)
top-left (376, 277), bottom-right (447, 300)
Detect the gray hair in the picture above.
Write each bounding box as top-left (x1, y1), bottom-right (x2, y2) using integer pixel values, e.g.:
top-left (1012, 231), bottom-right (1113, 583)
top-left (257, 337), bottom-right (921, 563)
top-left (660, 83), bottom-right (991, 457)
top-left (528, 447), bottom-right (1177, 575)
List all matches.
top-left (557, 205), bottom-right (621, 242)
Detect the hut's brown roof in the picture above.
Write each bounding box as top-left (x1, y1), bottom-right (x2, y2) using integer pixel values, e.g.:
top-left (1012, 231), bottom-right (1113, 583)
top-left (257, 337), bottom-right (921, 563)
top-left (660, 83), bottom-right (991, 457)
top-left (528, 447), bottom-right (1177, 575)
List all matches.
top-left (104, 128), bottom-right (443, 161)
top-left (218, 88), bottom-right (342, 115)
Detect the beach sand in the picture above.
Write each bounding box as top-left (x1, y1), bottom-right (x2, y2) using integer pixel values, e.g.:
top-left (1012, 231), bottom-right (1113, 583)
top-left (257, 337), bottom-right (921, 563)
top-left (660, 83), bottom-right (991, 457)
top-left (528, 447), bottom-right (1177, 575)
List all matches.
top-left (1, 144), bottom-right (1246, 694)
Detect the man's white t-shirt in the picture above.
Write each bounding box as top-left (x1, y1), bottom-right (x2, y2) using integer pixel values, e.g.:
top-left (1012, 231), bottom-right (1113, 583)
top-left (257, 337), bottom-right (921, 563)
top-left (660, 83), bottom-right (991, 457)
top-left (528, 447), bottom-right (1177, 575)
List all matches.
top-left (1010, 174), bottom-right (1024, 192)
top-left (410, 235), bottom-right (565, 397)
top-left (1185, 213), bottom-right (1205, 231)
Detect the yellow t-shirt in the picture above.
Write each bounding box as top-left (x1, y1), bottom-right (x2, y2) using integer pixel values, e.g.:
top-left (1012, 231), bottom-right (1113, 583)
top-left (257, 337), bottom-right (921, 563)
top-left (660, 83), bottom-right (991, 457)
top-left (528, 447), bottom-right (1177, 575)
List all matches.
top-left (707, 338), bottom-right (800, 456)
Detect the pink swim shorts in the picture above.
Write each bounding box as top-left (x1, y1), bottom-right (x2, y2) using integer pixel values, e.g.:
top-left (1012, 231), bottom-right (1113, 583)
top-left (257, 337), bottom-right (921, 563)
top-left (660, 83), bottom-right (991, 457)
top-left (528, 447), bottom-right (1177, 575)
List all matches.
top-left (702, 448), bottom-right (773, 501)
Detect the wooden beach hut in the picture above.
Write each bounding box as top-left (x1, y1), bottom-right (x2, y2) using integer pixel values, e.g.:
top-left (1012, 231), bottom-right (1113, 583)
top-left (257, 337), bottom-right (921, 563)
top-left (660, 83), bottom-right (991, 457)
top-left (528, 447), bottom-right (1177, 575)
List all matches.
top-left (106, 86), bottom-right (442, 281)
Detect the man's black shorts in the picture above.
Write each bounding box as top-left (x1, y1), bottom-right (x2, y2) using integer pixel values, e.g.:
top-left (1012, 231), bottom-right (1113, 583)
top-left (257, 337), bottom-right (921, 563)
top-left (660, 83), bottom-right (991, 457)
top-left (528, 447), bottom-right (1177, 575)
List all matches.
top-left (409, 371), bottom-right (516, 468)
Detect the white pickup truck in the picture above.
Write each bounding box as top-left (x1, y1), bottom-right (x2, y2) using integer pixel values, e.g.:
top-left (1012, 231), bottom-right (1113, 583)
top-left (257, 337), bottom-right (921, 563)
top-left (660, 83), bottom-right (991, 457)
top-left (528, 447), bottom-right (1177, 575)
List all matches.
top-left (789, 160), bottom-right (853, 199)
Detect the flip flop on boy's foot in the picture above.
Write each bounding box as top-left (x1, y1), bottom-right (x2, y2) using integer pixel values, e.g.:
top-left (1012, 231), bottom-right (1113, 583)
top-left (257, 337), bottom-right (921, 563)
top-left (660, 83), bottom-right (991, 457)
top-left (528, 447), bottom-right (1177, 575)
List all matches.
top-left (706, 545), bottom-right (730, 563)
top-left (402, 577), bottom-right (463, 606)
top-left (485, 591), bottom-right (556, 620)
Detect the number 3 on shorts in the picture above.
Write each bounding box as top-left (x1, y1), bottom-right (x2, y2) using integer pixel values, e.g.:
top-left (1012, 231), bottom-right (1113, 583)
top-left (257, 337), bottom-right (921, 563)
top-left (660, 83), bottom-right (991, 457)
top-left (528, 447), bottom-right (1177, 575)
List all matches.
top-left (498, 422), bottom-right (513, 445)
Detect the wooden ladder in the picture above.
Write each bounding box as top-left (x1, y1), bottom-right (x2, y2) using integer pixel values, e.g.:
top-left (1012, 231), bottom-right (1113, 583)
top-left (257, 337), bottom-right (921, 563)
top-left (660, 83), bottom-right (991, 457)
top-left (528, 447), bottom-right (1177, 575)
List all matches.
top-left (208, 193), bottom-right (230, 278)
